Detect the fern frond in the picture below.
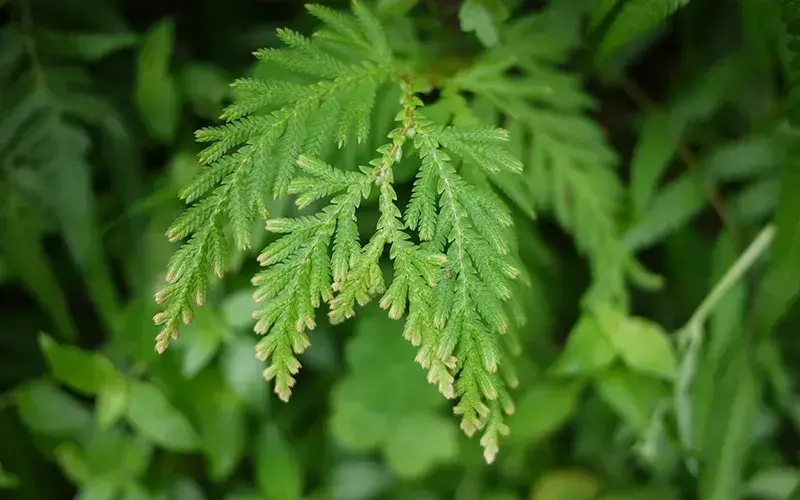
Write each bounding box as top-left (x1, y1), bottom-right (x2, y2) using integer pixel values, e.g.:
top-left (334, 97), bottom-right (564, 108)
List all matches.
top-left (154, 2), bottom-right (396, 352)
top-left (156, 1), bottom-right (527, 463)
top-left (433, 125), bottom-right (522, 175)
top-left (251, 158), bottom-right (368, 401)
top-left (451, 26), bottom-right (631, 305)
top-left (404, 118), bottom-right (520, 463)
top-left (254, 29), bottom-right (346, 78)
top-left (351, 0), bottom-right (393, 62)
top-left (222, 79), bottom-right (308, 121)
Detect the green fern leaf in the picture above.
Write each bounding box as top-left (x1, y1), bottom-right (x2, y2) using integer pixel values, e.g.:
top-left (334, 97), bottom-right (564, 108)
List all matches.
top-left (451, 16), bottom-right (633, 305)
top-left (156, 1), bottom-right (527, 463)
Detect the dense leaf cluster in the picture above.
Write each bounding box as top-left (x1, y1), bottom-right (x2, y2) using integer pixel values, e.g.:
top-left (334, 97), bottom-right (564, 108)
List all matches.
top-left (2, 0), bottom-right (800, 497)
top-left (155, 1), bottom-right (526, 460)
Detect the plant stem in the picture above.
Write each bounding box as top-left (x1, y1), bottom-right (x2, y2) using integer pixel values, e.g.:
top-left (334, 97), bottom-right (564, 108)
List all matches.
top-left (685, 224), bottom-right (775, 336)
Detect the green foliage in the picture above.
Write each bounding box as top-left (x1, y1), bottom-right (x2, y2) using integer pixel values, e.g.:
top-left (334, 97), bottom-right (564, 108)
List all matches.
top-left (155, 1), bottom-right (525, 462)
top-left (256, 425), bottom-right (303, 499)
top-left (783, 0), bottom-right (800, 126)
top-left (2, 0), bottom-right (800, 497)
top-left (590, 0), bottom-right (691, 63)
top-left (756, 147), bottom-right (800, 332)
top-left (0, 7), bottom-right (124, 339)
top-left (458, 0), bottom-right (508, 47)
top-left (135, 19), bottom-right (180, 142)
top-left (330, 311), bottom-right (459, 477)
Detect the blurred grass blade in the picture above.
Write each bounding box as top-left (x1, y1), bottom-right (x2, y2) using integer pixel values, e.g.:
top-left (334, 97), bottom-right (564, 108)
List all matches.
top-left (45, 124), bottom-right (121, 330)
top-left (702, 135), bottom-right (780, 183)
top-left (731, 178), bottom-right (780, 223)
top-left (592, 0), bottom-right (691, 63)
top-left (629, 112), bottom-right (681, 215)
top-left (756, 157), bottom-right (800, 333)
top-left (36, 30), bottom-right (138, 61)
top-left (675, 227), bottom-right (774, 475)
top-left (134, 19), bottom-right (180, 142)
top-left (758, 339), bottom-right (800, 430)
top-left (623, 173), bottom-right (706, 252)
top-left (699, 341), bottom-right (759, 500)
top-left (0, 203), bottom-right (77, 341)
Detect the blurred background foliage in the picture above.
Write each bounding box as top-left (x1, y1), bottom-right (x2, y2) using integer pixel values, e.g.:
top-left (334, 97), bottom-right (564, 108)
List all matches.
top-left (0, 0), bottom-right (799, 499)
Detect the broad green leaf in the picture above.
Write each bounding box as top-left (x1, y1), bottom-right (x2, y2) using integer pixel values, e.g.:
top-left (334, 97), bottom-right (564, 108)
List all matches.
top-left (531, 469), bottom-right (601, 500)
top-left (54, 442), bottom-right (90, 485)
top-left (458, 0), bottom-right (500, 47)
top-left (180, 307), bottom-right (227, 378)
top-left (179, 63), bottom-right (230, 120)
top-left (222, 290), bottom-right (256, 329)
top-left (623, 173), bottom-right (706, 252)
top-left (594, 369), bottom-right (665, 433)
top-left (382, 413), bottom-right (459, 479)
top-left (630, 112), bottom-right (682, 215)
top-left (134, 19), bottom-right (179, 142)
top-left (256, 425), bottom-right (303, 500)
top-left (191, 372), bottom-right (245, 482)
top-left (17, 380), bottom-right (92, 439)
top-left (595, 0), bottom-right (691, 63)
top-left (550, 314), bottom-right (617, 376)
top-left (507, 380), bottom-right (583, 444)
top-left (699, 342), bottom-right (760, 500)
top-left (757, 157), bottom-right (800, 332)
top-left (330, 312), bottom-right (445, 452)
top-left (745, 467), bottom-right (800, 500)
top-left (329, 379), bottom-right (391, 451)
top-left (703, 135), bottom-right (779, 183)
top-left (37, 31), bottom-right (138, 61)
top-left (124, 381), bottom-right (199, 452)
top-left (0, 462), bottom-right (19, 489)
top-left (96, 374), bottom-right (129, 430)
top-left (338, 312), bottom-right (440, 413)
top-left (39, 334), bottom-right (117, 395)
top-left (596, 305), bottom-right (678, 380)
top-left (330, 462), bottom-right (393, 500)
top-left (78, 429), bottom-right (152, 489)
top-left (732, 178), bottom-right (780, 223)
top-left (220, 336), bottom-right (268, 409)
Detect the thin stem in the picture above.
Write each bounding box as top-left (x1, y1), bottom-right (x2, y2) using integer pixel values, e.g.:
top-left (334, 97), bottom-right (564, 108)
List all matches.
top-left (684, 224), bottom-right (775, 336)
